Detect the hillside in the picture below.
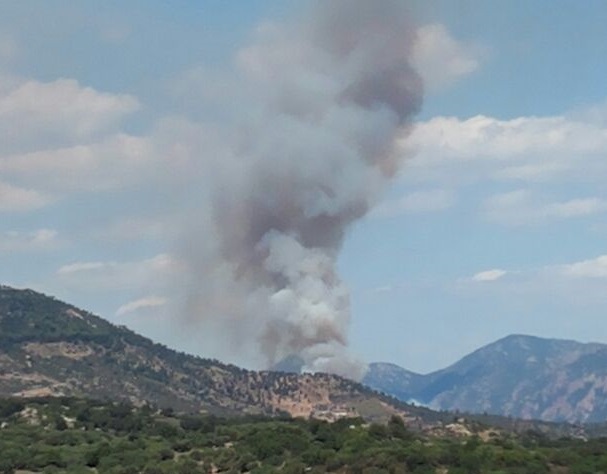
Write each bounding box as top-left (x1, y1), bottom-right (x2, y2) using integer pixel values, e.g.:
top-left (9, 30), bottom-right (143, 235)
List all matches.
top-left (364, 335), bottom-right (607, 423)
top-left (0, 285), bottom-right (429, 424)
top-left (363, 362), bottom-right (422, 402)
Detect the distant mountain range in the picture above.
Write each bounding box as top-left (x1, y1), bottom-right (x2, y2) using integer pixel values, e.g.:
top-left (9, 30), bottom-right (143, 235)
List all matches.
top-left (364, 334), bottom-right (607, 423)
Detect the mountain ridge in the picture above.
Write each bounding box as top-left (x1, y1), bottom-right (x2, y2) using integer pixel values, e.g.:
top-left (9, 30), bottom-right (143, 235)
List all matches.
top-left (0, 285), bottom-right (435, 425)
top-left (364, 334), bottom-right (607, 423)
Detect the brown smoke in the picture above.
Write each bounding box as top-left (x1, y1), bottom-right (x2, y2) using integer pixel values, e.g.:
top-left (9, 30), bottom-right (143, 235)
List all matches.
top-left (180, 0), bottom-right (422, 380)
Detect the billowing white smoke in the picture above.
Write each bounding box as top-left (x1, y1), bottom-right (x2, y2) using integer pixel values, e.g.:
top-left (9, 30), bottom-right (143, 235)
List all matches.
top-left (180, 0), bottom-right (422, 380)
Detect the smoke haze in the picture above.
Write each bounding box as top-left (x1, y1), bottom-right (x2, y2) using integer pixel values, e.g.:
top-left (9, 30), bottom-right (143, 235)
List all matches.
top-left (180, 0), bottom-right (422, 380)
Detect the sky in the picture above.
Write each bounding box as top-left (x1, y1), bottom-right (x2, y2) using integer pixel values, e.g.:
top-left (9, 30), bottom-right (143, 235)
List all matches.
top-left (1, 1), bottom-right (607, 374)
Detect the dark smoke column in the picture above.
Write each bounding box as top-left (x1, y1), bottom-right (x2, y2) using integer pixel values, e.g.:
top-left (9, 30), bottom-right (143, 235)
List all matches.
top-left (185, 0), bottom-right (422, 380)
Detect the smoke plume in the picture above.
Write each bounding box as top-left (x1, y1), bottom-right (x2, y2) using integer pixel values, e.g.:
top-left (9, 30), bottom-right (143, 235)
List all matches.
top-left (181, 0), bottom-right (422, 380)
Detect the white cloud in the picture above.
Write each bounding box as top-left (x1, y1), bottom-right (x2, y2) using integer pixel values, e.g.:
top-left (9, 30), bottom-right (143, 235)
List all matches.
top-left (557, 255), bottom-right (607, 279)
top-left (0, 78), bottom-right (148, 208)
top-left (483, 190), bottom-right (607, 226)
top-left (0, 116), bottom-right (224, 199)
top-left (547, 198), bottom-right (607, 218)
top-left (412, 24), bottom-right (485, 91)
top-left (471, 269), bottom-right (507, 282)
top-left (56, 254), bottom-right (181, 291)
top-left (390, 105), bottom-right (607, 232)
top-left (57, 261), bottom-right (108, 275)
top-left (372, 189), bottom-right (454, 217)
top-left (116, 296), bottom-right (167, 316)
top-left (410, 114), bottom-right (607, 160)
top-left (0, 181), bottom-right (53, 212)
top-left (461, 255), bottom-right (607, 292)
top-left (0, 133), bottom-right (154, 192)
top-left (569, 99), bottom-right (607, 127)
top-left (0, 79), bottom-right (139, 149)
top-left (404, 114), bottom-right (607, 184)
top-left (0, 229), bottom-right (58, 252)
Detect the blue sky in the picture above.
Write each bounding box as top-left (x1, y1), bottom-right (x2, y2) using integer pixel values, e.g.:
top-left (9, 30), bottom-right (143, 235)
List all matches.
top-left (1, 1), bottom-right (606, 374)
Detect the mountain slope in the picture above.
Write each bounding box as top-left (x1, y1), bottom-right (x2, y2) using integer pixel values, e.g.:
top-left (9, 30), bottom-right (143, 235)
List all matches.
top-left (364, 334), bottom-right (607, 423)
top-left (0, 286), bottom-right (422, 423)
top-left (363, 362), bottom-right (422, 402)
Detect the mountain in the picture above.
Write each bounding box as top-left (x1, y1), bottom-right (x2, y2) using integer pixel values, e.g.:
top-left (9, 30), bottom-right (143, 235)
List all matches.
top-left (364, 334), bottom-right (607, 423)
top-left (363, 362), bottom-right (422, 402)
top-left (0, 285), bottom-right (430, 424)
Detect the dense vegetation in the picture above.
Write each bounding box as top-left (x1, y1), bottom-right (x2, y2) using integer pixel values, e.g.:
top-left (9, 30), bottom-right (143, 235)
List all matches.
top-left (2, 397), bottom-right (607, 474)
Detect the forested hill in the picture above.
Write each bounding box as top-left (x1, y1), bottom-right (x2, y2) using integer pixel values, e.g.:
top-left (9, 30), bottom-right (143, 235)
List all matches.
top-left (0, 285), bottom-right (425, 423)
